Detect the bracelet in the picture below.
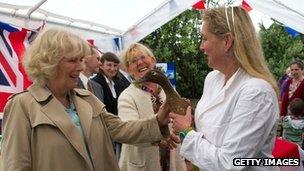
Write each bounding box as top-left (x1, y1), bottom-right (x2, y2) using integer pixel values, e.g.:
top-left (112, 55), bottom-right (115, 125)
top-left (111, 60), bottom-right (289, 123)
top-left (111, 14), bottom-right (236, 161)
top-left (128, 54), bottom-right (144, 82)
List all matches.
top-left (179, 127), bottom-right (193, 140)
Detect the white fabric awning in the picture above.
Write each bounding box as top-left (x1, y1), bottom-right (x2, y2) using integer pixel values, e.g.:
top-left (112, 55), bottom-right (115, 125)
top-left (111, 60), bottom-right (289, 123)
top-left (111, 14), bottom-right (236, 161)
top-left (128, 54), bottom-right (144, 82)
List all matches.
top-left (246, 0), bottom-right (304, 34)
top-left (0, 0), bottom-right (199, 50)
top-left (0, 0), bottom-right (303, 51)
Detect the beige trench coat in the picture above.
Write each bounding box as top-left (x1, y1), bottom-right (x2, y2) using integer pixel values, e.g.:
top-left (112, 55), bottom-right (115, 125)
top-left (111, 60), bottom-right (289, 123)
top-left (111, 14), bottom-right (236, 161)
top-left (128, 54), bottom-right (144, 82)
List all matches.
top-left (1, 83), bottom-right (166, 171)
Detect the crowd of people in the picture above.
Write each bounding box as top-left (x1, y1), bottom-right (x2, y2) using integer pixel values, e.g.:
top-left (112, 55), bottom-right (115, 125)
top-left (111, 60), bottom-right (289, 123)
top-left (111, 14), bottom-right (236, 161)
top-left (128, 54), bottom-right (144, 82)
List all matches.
top-left (1, 5), bottom-right (303, 171)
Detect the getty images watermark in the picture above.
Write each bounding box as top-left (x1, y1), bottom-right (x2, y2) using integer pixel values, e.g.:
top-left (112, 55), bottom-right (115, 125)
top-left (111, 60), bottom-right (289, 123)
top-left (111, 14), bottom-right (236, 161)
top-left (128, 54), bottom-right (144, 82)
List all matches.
top-left (233, 158), bottom-right (300, 166)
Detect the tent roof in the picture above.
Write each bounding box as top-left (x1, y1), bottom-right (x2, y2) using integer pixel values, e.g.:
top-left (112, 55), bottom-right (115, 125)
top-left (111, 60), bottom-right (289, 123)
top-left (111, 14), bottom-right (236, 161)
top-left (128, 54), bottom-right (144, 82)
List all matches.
top-left (0, 0), bottom-right (169, 35)
top-left (246, 0), bottom-right (304, 35)
top-left (0, 0), bottom-right (303, 50)
top-left (0, 0), bottom-right (199, 49)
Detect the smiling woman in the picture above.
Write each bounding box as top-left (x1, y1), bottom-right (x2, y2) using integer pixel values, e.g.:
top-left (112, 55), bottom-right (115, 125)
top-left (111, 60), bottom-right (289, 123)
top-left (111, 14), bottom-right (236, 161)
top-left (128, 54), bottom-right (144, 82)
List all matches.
top-left (118, 43), bottom-right (187, 171)
top-left (1, 28), bottom-right (172, 171)
top-left (23, 28), bottom-right (90, 86)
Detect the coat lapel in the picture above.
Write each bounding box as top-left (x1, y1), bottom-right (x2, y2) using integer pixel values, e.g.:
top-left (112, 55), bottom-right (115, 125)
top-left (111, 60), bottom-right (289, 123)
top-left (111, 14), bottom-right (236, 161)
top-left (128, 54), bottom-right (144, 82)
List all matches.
top-left (41, 97), bottom-right (92, 167)
top-left (29, 84), bottom-right (93, 169)
top-left (77, 77), bottom-right (85, 89)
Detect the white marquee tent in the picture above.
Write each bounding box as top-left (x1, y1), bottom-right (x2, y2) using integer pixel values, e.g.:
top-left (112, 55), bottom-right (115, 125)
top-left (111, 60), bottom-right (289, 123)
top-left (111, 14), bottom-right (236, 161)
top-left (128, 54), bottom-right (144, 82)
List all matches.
top-left (246, 0), bottom-right (304, 35)
top-left (0, 0), bottom-right (200, 52)
top-left (0, 0), bottom-right (303, 52)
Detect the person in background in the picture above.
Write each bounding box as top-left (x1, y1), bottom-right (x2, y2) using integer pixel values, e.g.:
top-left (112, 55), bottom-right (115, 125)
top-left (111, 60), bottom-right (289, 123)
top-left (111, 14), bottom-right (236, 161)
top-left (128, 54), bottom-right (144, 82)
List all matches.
top-left (281, 60), bottom-right (304, 117)
top-left (118, 42), bottom-right (187, 171)
top-left (282, 98), bottom-right (304, 146)
top-left (169, 6), bottom-right (279, 171)
top-left (78, 45), bottom-right (104, 102)
top-left (1, 28), bottom-right (172, 171)
top-left (92, 52), bottom-right (125, 159)
top-left (93, 52), bottom-right (120, 115)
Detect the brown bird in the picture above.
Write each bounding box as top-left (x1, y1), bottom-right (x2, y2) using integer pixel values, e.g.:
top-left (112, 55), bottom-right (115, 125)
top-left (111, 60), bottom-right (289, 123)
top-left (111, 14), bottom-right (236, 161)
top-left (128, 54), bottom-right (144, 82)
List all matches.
top-left (137, 69), bottom-right (190, 116)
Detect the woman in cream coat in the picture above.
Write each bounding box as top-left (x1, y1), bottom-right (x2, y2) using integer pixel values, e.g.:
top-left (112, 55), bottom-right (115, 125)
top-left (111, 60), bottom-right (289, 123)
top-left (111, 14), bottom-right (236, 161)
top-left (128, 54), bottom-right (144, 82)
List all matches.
top-left (118, 43), bottom-right (187, 171)
top-left (1, 29), bottom-right (170, 171)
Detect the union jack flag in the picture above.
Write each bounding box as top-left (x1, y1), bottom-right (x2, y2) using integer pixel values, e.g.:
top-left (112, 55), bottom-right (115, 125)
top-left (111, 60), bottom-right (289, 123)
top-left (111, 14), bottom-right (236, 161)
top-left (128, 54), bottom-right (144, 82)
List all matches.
top-left (0, 21), bottom-right (43, 117)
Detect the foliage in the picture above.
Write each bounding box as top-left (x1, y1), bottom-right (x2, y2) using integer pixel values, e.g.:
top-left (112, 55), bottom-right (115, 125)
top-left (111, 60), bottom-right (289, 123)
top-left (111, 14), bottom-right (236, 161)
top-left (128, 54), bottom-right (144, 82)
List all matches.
top-left (140, 0), bottom-right (238, 98)
top-left (259, 23), bottom-right (304, 79)
top-left (141, 10), bottom-right (210, 98)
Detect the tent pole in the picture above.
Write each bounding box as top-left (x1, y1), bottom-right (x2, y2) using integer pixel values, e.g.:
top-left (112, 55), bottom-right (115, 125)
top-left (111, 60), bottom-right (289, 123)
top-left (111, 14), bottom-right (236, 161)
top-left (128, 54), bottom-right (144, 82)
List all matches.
top-left (274, 0), bottom-right (304, 18)
top-left (27, 0), bottom-right (47, 18)
top-left (122, 0), bottom-right (171, 35)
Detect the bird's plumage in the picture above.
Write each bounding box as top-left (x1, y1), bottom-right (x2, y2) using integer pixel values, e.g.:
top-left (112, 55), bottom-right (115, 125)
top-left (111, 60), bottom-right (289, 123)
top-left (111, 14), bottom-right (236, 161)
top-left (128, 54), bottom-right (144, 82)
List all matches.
top-left (137, 69), bottom-right (190, 115)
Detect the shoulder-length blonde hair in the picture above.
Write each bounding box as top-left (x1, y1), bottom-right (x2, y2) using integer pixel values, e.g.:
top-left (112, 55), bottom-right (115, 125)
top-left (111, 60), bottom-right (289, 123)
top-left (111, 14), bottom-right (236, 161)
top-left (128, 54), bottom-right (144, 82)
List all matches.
top-left (203, 6), bottom-right (279, 96)
top-left (121, 42), bottom-right (155, 69)
top-left (23, 28), bottom-right (90, 85)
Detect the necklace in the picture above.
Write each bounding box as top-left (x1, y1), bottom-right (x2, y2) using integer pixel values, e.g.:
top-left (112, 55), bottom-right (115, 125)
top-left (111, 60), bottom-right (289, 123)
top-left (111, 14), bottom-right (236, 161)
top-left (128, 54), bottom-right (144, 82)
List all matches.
top-left (289, 78), bottom-right (303, 98)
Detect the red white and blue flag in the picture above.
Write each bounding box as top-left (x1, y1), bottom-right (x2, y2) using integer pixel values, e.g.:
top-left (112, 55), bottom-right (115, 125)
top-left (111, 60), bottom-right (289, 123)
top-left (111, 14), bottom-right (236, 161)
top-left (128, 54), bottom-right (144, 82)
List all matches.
top-left (0, 21), bottom-right (43, 117)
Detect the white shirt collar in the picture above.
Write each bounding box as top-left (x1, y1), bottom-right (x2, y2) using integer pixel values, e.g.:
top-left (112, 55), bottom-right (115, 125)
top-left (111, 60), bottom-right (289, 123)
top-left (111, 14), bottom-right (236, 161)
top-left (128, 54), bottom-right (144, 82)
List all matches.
top-left (102, 74), bottom-right (117, 98)
top-left (223, 67), bottom-right (242, 89)
top-left (119, 69), bottom-right (129, 78)
top-left (119, 69), bottom-right (133, 82)
top-left (79, 73), bottom-right (89, 89)
top-left (102, 74), bottom-right (115, 85)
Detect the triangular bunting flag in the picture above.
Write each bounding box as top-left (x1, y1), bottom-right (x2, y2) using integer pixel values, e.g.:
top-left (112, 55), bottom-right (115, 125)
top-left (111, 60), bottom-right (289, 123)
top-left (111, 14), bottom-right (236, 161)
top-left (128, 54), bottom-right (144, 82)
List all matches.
top-left (193, 0), bottom-right (205, 10)
top-left (242, 0), bottom-right (252, 12)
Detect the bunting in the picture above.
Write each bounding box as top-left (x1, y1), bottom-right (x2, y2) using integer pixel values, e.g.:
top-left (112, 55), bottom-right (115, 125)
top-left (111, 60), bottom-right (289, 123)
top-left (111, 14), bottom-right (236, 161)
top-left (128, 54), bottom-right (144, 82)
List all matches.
top-left (241, 0), bottom-right (252, 12)
top-left (192, 0), bottom-right (205, 10)
top-left (285, 26), bottom-right (300, 38)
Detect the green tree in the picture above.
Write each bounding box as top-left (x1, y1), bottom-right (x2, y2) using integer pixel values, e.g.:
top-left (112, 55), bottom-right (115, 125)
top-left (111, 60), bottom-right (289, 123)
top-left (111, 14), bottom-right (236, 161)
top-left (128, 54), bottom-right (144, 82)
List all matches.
top-left (140, 1), bottom-right (237, 99)
top-left (260, 23), bottom-right (304, 79)
top-left (141, 10), bottom-right (210, 98)
top-left (141, 4), bottom-right (304, 99)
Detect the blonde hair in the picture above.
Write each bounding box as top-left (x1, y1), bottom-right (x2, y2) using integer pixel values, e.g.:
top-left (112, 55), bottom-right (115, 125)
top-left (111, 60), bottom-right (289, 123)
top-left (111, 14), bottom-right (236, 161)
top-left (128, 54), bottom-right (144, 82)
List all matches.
top-left (23, 28), bottom-right (90, 85)
top-left (203, 6), bottom-right (279, 96)
top-left (122, 43), bottom-right (155, 68)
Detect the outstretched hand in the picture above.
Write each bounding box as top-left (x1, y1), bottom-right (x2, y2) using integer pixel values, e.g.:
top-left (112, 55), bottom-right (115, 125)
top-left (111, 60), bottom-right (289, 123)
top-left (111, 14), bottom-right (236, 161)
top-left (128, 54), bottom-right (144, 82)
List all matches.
top-left (169, 106), bottom-right (192, 133)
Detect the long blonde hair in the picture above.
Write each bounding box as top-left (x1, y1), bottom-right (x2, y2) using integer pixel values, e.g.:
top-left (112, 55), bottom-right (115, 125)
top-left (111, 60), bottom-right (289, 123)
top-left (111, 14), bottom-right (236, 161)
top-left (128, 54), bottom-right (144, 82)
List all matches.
top-left (203, 6), bottom-right (279, 96)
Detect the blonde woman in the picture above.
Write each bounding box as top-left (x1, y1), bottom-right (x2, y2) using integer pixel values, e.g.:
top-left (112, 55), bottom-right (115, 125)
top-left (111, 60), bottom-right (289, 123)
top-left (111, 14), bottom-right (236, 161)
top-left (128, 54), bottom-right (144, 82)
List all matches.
top-left (118, 43), bottom-right (186, 171)
top-left (1, 28), bottom-right (171, 171)
top-left (170, 6), bottom-right (279, 171)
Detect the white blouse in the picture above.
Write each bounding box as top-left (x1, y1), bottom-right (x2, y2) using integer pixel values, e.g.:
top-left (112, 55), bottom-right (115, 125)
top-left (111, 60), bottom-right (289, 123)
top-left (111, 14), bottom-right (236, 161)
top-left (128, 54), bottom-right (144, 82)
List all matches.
top-left (180, 68), bottom-right (279, 171)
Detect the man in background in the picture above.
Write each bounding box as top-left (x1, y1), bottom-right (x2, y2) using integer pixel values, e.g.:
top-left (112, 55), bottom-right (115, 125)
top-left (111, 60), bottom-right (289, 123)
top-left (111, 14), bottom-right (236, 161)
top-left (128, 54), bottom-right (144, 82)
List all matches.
top-left (78, 45), bottom-right (104, 102)
top-left (93, 52), bottom-right (121, 114)
top-left (92, 52), bottom-right (128, 160)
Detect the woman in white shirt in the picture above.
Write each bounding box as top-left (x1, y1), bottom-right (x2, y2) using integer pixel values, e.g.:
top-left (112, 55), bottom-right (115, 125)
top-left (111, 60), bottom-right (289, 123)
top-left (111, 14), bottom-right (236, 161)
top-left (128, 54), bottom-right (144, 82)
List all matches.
top-left (170, 6), bottom-right (279, 171)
